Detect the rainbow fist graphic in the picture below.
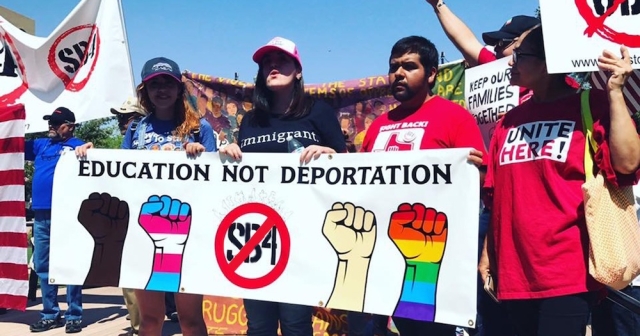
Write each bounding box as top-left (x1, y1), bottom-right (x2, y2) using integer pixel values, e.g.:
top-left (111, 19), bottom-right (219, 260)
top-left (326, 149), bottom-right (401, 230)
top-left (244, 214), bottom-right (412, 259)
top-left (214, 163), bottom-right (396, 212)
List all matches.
top-left (138, 195), bottom-right (192, 292)
top-left (388, 203), bottom-right (448, 322)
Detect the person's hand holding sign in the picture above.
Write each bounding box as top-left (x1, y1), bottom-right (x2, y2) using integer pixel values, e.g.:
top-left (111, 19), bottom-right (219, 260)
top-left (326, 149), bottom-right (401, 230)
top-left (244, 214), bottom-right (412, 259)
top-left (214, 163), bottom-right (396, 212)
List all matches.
top-left (139, 195), bottom-right (193, 292)
top-left (388, 203), bottom-right (448, 321)
top-left (323, 202), bottom-right (377, 312)
top-left (219, 143), bottom-right (243, 161)
top-left (598, 45), bottom-right (634, 92)
top-left (597, 45), bottom-right (640, 176)
top-left (184, 142), bottom-right (206, 157)
top-left (77, 192), bottom-right (130, 287)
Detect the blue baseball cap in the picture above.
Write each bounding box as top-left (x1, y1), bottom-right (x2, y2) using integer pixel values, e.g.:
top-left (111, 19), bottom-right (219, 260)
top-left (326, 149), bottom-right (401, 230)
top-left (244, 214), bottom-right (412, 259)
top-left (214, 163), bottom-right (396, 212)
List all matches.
top-left (141, 57), bottom-right (182, 82)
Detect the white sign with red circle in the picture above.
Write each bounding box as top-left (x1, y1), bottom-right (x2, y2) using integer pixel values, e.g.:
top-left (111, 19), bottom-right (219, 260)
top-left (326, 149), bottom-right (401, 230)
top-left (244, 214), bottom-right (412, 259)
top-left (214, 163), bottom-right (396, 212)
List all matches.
top-left (540, 0), bottom-right (640, 73)
top-left (0, 0), bottom-right (134, 132)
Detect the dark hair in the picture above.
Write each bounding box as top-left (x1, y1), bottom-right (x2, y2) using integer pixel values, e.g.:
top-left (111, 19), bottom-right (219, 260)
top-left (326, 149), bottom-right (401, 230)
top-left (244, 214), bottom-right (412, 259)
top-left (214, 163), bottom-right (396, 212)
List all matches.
top-left (251, 61), bottom-right (313, 125)
top-left (136, 79), bottom-right (200, 139)
top-left (390, 36), bottom-right (439, 88)
top-left (520, 24), bottom-right (545, 60)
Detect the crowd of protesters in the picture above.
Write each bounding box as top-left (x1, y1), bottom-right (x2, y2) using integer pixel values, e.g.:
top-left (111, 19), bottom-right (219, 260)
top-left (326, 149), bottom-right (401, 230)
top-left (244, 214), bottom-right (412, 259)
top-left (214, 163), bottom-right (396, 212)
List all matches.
top-left (5, 1), bottom-right (639, 336)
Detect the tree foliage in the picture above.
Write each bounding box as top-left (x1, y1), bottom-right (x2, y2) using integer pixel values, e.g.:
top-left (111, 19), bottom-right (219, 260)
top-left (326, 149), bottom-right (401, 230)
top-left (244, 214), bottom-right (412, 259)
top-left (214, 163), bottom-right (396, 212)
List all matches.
top-left (75, 117), bottom-right (122, 149)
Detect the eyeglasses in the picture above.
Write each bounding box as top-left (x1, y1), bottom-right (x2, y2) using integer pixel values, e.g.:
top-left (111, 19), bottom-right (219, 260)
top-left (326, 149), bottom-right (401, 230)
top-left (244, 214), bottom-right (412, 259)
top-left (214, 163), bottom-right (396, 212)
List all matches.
top-left (512, 50), bottom-right (539, 64)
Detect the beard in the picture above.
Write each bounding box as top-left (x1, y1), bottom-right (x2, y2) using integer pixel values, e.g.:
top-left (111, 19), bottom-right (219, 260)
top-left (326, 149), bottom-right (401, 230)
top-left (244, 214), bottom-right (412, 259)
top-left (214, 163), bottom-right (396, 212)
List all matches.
top-left (391, 75), bottom-right (432, 102)
top-left (392, 82), bottom-right (415, 102)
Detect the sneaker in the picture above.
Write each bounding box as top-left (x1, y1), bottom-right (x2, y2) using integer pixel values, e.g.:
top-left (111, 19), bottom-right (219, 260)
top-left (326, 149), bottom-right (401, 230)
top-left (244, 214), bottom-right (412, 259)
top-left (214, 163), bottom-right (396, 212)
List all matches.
top-left (169, 312), bottom-right (179, 323)
top-left (65, 319), bottom-right (82, 334)
top-left (30, 318), bottom-right (64, 332)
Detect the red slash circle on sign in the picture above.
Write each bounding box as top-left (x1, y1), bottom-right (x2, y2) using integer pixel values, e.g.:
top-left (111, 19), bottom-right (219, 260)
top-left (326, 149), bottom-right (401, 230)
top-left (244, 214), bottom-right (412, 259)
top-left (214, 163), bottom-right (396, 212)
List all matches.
top-left (575, 0), bottom-right (640, 48)
top-left (215, 202), bottom-right (291, 289)
top-left (47, 24), bottom-right (101, 92)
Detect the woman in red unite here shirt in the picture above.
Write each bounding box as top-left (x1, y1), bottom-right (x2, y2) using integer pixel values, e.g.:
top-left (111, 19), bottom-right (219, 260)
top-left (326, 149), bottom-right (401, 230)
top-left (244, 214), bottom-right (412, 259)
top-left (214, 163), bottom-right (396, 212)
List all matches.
top-left (482, 25), bottom-right (640, 336)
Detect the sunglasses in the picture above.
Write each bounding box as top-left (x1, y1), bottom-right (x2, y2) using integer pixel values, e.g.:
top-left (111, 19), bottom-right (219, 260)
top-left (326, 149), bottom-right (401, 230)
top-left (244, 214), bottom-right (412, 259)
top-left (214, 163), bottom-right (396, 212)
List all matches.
top-left (48, 121), bottom-right (69, 128)
top-left (116, 114), bottom-right (133, 122)
top-left (496, 38), bottom-right (517, 48)
top-left (512, 50), bottom-right (540, 64)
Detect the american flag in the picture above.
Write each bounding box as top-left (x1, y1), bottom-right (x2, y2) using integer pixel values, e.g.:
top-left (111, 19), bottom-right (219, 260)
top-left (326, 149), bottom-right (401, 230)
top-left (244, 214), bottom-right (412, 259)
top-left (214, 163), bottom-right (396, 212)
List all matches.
top-left (0, 104), bottom-right (28, 311)
top-left (590, 69), bottom-right (640, 113)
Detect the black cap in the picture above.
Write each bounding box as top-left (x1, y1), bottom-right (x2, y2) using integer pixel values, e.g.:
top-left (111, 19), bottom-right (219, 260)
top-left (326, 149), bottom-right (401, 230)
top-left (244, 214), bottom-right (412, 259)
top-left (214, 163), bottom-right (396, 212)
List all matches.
top-left (482, 15), bottom-right (540, 46)
top-left (43, 107), bottom-right (76, 124)
top-left (141, 57), bottom-right (182, 82)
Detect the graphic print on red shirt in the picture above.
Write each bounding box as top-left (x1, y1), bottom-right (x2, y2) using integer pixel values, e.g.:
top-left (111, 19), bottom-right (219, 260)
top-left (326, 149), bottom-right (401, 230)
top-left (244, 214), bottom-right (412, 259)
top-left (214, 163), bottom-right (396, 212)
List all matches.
top-left (499, 120), bottom-right (576, 165)
top-left (361, 96), bottom-right (487, 157)
top-left (370, 122), bottom-right (428, 152)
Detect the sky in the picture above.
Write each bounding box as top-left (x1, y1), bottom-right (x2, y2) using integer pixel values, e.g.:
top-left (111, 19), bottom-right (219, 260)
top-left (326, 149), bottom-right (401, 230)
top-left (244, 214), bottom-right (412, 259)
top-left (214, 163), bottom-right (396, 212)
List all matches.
top-left (2, 0), bottom-right (539, 85)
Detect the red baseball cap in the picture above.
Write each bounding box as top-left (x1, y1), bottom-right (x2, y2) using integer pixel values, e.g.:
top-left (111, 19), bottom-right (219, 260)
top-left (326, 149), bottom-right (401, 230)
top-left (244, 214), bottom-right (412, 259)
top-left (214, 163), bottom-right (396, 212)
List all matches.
top-left (252, 37), bottom-right (302, 70)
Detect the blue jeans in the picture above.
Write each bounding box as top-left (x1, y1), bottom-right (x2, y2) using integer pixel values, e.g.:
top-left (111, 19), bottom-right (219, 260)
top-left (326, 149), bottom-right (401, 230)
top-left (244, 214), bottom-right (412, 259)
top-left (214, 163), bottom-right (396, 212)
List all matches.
top-left (165, 292), bottom-right (176, 317)
top-left (468, 209), bottom-right (515, 336)
top-left (347, 312), bottom-right (389, 336)
top-left (244, 299), bottom-right (313, 336)
top-left (591, 285), bottom-right (640, 336)
top-left (33, 210), bottom-right (82, 321)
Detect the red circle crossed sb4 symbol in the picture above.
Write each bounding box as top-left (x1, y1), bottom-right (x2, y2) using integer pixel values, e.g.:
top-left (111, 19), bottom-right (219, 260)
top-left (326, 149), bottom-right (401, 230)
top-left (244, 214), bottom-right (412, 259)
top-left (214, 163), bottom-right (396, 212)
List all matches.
top-left (575, 0), bottom-right (640, 47)
top-left (47, 24), bottom-right (101, 92)
top-left (214, 202), bottom-right (291, 289)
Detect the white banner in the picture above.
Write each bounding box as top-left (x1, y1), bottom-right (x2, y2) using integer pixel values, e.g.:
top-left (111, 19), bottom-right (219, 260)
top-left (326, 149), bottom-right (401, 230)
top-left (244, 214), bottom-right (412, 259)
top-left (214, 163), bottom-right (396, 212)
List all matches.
top-left (49, 149), bottom-right (480, 328)
top-left (465, 57), bottom-right (519, 147)
top-left (540, 0), bottom-right (640, 73)
top-left (0, 0), bottom-right (134, 132)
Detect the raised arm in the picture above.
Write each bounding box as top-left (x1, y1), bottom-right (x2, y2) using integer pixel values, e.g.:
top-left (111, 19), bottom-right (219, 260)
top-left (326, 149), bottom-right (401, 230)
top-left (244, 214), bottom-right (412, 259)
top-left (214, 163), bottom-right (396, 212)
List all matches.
top-left (425, 0), bottom-right (485, 67)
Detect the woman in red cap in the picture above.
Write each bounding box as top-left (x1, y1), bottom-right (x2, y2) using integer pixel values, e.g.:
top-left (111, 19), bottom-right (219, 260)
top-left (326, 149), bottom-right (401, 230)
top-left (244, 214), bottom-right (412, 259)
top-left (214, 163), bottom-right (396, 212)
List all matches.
top-left (220, 37), bottom-right (346, 336)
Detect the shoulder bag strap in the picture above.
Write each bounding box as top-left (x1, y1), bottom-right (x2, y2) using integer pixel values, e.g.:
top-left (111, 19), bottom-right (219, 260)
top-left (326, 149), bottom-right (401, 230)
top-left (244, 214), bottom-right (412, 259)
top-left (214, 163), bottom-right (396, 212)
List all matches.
top-left (580, 89), bottom-right (599, 182)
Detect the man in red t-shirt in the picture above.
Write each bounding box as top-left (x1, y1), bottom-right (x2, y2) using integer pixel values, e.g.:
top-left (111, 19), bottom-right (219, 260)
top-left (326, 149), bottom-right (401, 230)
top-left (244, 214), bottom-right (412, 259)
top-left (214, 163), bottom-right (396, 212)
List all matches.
top-left (357, 35), bottom-right (486, 336)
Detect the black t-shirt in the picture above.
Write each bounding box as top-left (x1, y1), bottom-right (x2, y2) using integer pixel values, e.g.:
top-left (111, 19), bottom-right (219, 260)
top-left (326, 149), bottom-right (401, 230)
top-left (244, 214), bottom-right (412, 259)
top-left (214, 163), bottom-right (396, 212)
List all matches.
top-left (238, 100), bottom-right (347, 154)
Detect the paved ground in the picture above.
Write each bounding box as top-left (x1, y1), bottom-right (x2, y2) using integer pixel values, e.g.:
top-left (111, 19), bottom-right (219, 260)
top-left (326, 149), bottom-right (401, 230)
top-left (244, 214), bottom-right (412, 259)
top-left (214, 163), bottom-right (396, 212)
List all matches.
top-left (0, 286), bottom-right (183, 336)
